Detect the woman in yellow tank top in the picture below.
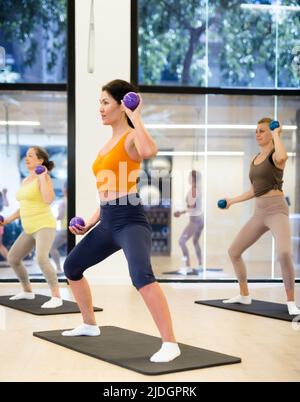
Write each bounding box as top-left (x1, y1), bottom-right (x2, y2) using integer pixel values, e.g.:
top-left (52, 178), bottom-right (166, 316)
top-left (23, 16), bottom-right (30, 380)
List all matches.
top-left (0, 147), bottom-right (63, 308)
top-left (63, 79), bottom-right (181, 362)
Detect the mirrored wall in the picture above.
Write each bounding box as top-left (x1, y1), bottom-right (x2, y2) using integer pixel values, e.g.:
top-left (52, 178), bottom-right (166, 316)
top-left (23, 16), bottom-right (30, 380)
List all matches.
top-left (140, 92), bottom-right (300, 281)
top-left (0, 91), bottom-right (67, 280)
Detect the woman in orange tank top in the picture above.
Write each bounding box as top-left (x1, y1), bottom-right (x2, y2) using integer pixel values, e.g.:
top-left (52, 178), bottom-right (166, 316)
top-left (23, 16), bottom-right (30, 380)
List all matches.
top-left (63, 80), bottom-right (181, 362)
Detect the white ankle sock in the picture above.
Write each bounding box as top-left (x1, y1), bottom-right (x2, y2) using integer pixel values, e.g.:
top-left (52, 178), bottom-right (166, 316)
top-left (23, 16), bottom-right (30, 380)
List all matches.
top-left (41, 297), bottom-right (63, 309)
top-left (9, 292), bottom-right (35, 301)
top-left (150, 342), bottom-right (181, 363)
top-left (62, 323), bottom-right (100, 337)
top-left (177, 267), bottom-right (193, 275)
top-left (287, 301), bottom-right (300, 315)
top-left (223, 295), bottom-right (252, 305)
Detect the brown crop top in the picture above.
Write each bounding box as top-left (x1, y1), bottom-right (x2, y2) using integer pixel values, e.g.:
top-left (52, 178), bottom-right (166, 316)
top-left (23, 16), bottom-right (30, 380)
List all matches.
top-left (249, 150), bottom-right (284, 197)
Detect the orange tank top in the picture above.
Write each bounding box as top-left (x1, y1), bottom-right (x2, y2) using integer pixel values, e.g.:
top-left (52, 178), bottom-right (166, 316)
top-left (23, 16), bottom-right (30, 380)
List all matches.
top-left (92, 131), bottom-right (141, 193)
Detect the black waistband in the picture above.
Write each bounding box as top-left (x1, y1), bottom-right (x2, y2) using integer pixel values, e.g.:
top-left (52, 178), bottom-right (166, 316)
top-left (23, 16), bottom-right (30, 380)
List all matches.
top-left (100, 193), bottom-right (142, 207)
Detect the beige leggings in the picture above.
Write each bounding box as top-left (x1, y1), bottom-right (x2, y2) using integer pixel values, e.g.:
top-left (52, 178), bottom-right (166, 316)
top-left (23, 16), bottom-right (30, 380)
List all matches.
top-left (228, 196), bottom-right (295, 292)
top-left (7, 228), bottom-right (58, 290)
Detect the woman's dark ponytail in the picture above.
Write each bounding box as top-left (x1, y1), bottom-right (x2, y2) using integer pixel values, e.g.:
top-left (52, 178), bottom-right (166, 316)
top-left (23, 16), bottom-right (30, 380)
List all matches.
top-left (32, 146), bottom-right (55, 172)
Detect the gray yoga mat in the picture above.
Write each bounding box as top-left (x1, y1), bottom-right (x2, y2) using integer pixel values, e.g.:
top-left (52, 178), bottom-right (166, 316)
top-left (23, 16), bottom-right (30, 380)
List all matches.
top-left (33, 325), bottom-right (241, 375)
top-left (0, 294), bottom-right (102, 315)
top-left (195, 299), bottom-right (297, 322)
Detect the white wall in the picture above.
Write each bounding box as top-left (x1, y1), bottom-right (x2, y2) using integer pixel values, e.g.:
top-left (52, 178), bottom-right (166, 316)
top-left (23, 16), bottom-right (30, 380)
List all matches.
top-left (75, 0), bottom-right (132, 284)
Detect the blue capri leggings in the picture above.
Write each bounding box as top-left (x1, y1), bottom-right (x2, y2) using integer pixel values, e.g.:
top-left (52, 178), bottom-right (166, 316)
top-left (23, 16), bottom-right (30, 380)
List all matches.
top-left (64, 194), bottom-right (156, 290)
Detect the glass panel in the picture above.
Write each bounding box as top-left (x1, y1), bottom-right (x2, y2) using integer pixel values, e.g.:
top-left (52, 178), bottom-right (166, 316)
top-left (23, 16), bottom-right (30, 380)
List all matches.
top-left (138, 0), bottom-right (207, 87)
top-left (140, 93), bottom-right (300, 281)
top-left (209, 0), bottom-right (275, 88)
top-left (141, 93), bottom-right (206, 278)
top-left (206, 94), bottom-right (275, 279)
top-left (274, 96), bottom-right (300, 279)
top-left (278, 6), bottom-right (300, 88)
top-left (137, 0), bottom-right (300, 89)
top-left (0, 91), bottom-right (67, 279)
top-left (0, 1), bottom-right (67, 83)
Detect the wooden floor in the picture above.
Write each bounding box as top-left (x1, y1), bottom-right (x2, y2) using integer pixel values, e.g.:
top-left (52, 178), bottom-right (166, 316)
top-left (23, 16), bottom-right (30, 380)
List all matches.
top-left (0, 282), bottom-right (299, 382)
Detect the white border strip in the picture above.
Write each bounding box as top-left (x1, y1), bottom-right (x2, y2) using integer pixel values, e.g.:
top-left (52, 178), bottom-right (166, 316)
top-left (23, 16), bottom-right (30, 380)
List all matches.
top-left (241, 4), bottom-right (300, 12)
top-left (0, 121), bottom-right (40, 126)
top-left (145, 124), bottom-right (297, 130)
top-left (158, 151), bottom-right (296, 157)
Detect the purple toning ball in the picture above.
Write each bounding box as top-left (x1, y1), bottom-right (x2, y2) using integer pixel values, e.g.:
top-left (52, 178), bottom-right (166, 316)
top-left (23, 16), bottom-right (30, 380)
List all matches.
top-left (69, 217), bottom-right (85, 227)
top-left (123, 92), bottom-right (140, 111)
top-left (0, 215), bottom-right (4, 223)
top-left (35, 165), bottom-right (46, 175)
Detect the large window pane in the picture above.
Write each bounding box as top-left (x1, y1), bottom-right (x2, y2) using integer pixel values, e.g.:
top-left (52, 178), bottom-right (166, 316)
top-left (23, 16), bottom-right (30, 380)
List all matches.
top-left (209, 1), bottom-right (275, 88)
top-left (138, 0), bottom-right (207, 87)
top-left (0, 1), bottom-right (67, 83)
top-left (137, 0), bottom-right (300, 89)
top-left (278, 7), bottom-right (300, 88)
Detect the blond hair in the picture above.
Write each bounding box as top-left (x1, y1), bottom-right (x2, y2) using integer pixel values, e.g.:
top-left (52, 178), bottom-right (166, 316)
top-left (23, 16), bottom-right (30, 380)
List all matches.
top-left (257, 117), bottom-right (272, 125)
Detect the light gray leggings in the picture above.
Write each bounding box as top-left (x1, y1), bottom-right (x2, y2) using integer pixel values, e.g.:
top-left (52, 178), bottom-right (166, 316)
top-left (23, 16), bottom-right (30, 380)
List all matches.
top-left (228, 196), bottom-right (295, 292)
top-left (179, 214), bottom-right (204, 265)
top-left (7, 228), bottom-right (58, 290)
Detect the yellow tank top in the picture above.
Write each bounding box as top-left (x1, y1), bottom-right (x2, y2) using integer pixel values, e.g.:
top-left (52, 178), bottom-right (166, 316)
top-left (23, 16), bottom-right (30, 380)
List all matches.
top-left (16, 179), bottom-right (56, 234)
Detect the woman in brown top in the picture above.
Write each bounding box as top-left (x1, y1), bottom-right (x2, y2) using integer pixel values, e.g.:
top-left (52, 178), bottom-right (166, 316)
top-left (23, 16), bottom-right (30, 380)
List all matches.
top-left (222, 117), bottom-right (300, 315)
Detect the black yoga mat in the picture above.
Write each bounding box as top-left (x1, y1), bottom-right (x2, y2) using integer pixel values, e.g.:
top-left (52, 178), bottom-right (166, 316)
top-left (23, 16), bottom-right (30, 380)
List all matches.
top-left (195, 299), bottom-right (297, 322)
top-left (0, 294), bottom-right (102, 315)
top-left (33, 325), bottom-right (241, 375)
